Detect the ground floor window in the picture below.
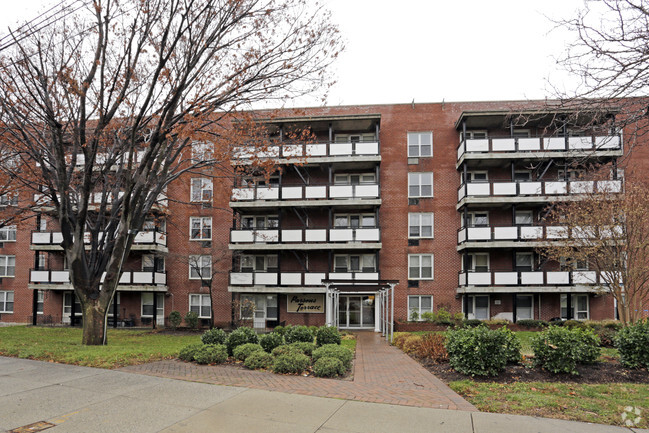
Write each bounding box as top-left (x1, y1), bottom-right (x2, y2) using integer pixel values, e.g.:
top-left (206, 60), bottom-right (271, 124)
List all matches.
top-left (0, 290), bottom-right (13, 313)
top-left (141, 293), bottom-right (163, 317)
top-left (189, 294), bottom-right (211, 318)
top-left (516, 295), bottom-right (534, 320)
top-left (63, 292), bottom-right (81, 317)
top-left (408, 295), bottom-right (433, 321)
top-left (561, 294), bottom-right (589, 320)
top-left (36, 291), bottom-right (44, 314)
top-left (241, 294), bottom-right (278, 321)
top-left (466, 295), bottom-right (489, 320)
top-left (107, 293), bottom-right (121, 317)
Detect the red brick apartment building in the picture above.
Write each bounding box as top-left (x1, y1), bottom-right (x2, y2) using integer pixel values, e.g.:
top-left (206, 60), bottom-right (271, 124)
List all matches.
top-left (0, 100), bottom-right (642, 330)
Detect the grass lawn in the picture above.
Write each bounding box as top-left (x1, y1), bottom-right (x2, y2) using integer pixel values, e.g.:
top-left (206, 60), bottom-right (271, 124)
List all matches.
top-left (341, 338), bottom-right (356, 351)
top-left (450, 380), bottom-right (649, 428)
top-left (0, 326), bottom-right (200, 368)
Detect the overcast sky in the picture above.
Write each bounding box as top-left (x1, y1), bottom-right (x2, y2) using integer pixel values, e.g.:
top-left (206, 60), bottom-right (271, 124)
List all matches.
top-left (0, 0), bottom-right (586, 107)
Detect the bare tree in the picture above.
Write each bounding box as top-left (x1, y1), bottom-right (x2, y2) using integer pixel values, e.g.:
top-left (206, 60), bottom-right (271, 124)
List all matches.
top-left (0, 0), bottom-right (341, 344)
top-left (538, 173), bottom-right (649, 325)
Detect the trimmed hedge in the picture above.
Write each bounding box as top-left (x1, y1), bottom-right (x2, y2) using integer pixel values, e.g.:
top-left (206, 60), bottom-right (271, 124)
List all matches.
top-left (178, 343), bottom-right (203, 362)
top-left (194, 344), bottom-right (228, 365)
top-left (315, 326), bottom-right (341, 346)
top-left (271, 345), bottom-right (304, 357)
top-left (516, 319), bottom-right (549, 328)
top-left (313, 356), bottom-right (345, 377)
top-left (244, 351), bottom-right (274, 370)
top-left (201, 328), bottom-right (227, 345)
top-left (226, 327), bottom-right (259, 355)
top-left (284, 325), bottom-right (314, 344)
top-left (312, 344), bottom-right (353, 370)
top-left (259, 333), bottom-right (284, 353)
top-left (272, 352), bottom-right (310, 374)
top-left (233, 343), bottom-right (264, 361)
top-left (531, 326), bottom-right (600, 375)
top-left (616, 320), bottom-right (649, 369)
top-left (446, 326), bottom-right (521, 377)
top-left (288, 342), bottom-right (316, 357)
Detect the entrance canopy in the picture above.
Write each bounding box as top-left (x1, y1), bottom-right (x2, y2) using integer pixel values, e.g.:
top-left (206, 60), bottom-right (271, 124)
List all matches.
top-left (322, 279), bottom-right (398, 343)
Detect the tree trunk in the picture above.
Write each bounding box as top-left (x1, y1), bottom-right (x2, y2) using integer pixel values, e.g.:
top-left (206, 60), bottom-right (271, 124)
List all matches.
top-left (82, 301), bottom-right (107, 345)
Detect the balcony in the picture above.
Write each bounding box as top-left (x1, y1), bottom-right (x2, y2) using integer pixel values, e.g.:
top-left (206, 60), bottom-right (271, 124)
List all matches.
top-left (457, 135), bottom-right (622, 162)
top-left (33, 192), bottom-right (168, 211)
top-left (231, 183), bottom-right (381, 208)
top-left (30, 230), bottom-right (168, 252)
top-left (28, 270), bottom-right (167, 291)
top-left (457, 269), bottom-right (606, 293)
top-left (457, 179), bottom-right (622, 205)
top-left (229, 226), bottom-right (381, 250)
top-left (232, 140), bottom-right (380, 163)
top-left (228, 271), bottom-right (379, 291)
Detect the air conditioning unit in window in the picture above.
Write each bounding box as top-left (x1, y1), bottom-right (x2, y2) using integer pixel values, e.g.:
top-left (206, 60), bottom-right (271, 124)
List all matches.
top-left (408, 198), bottom-right (419, 206)
top-left (408, 239), bottom-right (419, 247)
top-left (202, 241), bottom-right (212, 248)
top-left (408, 280), bottom-right (419, 288)
top-left (201, 203), bottom-right (212, 209)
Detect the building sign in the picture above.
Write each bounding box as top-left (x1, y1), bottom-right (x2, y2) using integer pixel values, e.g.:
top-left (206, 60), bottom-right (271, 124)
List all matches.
top-left (287, 294), bottom-right (324, 313)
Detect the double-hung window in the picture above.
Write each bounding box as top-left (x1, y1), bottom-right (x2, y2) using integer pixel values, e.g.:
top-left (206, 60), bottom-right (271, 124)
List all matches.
top-left (190, 294), bottom-right (212, 318)
top-left (190, 178), bottom-right (213, 202)
top-left (142, 255), bottom-right (165, 272)
top-left (561, 294), bottom-right (589, 320)
top-left (408, 213), bottom-right (434, 238)
top-left (190, 217), bottom-right (212, 240)
top-left (0, 226), bottom-right (16, 242)
top-left (408, 254), bottom-right (434, 279)
top-left (241, 215), bottom-right (278, 229)
top-left (0, 291), bottom-right (13, 313)
top-left (141, 293), bottom-right (164, 318)
top-left (0, 256), bottom-right (15, 277)
top-left (408, 173), bottom-right (433, 197)
top-left (189, 255), bottom-right (212, 279)
top-left (0, 194), bottom-right (17, 206)
top-left (240, 255), bottom-right (278, 272)
top-left (408, 295), bottom-right (433, 320)
top-left (334, 214), bottom-right (375, 228)
top-left (334, 254), bottom-right (376, 272)
top-left (407, 132), bottom-right (433, 157)
top-left (191, 142), bottom-right (213, 161)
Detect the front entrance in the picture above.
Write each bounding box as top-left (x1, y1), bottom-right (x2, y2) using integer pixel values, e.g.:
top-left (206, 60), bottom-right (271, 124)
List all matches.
top-left (338, 295), bottom-right (375, 328)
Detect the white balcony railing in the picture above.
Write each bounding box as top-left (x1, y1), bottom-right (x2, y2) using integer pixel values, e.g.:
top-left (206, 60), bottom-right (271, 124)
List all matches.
top-left (457, 225), bottom-right (622, 243)
top-left (229, 271), bottom-right (379, 286)
top-left (458, 270), bottom-right (604, 287)
top-left (232, 141), bottom-right (380, 160)
top-left (230, 227), bottom-right (380, 244)
top-left (31, 230), bottom-right (167, 247)
top-left (458, 180), bottom-right (622, 201)
top-left (232, 184), bottom-right (380, 201)
top-left (30, 270), bottom-right (167, 285)
top-left (457, 135), bottom-right (622, 160)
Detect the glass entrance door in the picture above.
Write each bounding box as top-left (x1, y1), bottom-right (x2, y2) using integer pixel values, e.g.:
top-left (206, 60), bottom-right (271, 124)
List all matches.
top-left (338, 295), bottom-right (375, 328)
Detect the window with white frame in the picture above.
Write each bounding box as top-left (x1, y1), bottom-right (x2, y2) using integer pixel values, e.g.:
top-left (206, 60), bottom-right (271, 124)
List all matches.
top-left (408, 172), bottom-right (433, 197)
top-left (241, 176), bottom-right (279, 188)
top-left (408, 213), bottom-right (434, 238)
top-left (63, 293), bottom-right (81, 316)
top-left (190, 178), bottom-right (213, 202)
top-left (240, 255), bottom-right (278, 272)
top-left (36, 253), bottom-right (46, 270)
top-left (408, 295), bottom-right (433, 320)
top-left (408, 254), bottom-right (434, 279)
top-left (334, 213), bottom-right (376, 228)
top-left (190, 217), bottom-right (212, 240)
top-left (0, 291), bottom-right (13, 313)
top-left (240, 294), bottom-right (278, 320)
top-left (189, 255), bottom-right (212, 279)
top-left (514, 170), bottom-right (532, 181)
top-left (37, 291), bottom-right (44, 314)
top-left (38, 218), bottom-right (47, 231)
top-left (142, 255), bottom-right (165, 272)
top-left (191, 141), bottom-right (213, 161)
top-left (466, 295), bottom-right (489, 320)
top-left (333, 173), bottom-right (375, 185)
top-left (514, 210), bottom-right (533, 226)
top-left (463, 171), bottom-right (488, 183)
top-left (0, 256), bottom-right (15, 277)
top-left (141, 293), bottom-right (164, 317)
top-left (512, 129), bottom-right (530, 138)
top-left (407, 132), bottom-right (433, 157)
top-left (241, 215), bottom-right (278, 229)
top-left (466, 253), bottom-right (489, 272)
top-left (560, 257), bottom-right (589, 271)
top-left (334, 254), bottom-right (376, 272)
top-left (515, 252), bottom-right (534, 272)
top-left (0, 193), bottom-right (17, 206)
top-left (461, 130), bottom-right (488, 140)
top-left (561, 294), bottom-right (589, 320)
top-left (462, 211), bottom-right (489, 228)
top-left (189, 294), bottom-right (211, 318)
top-left (334, 133), bottom-right (375, 143)
top-left (0, 225), bottom-right (16, 242)
top-left (516, 295), bottom-right (533, 320)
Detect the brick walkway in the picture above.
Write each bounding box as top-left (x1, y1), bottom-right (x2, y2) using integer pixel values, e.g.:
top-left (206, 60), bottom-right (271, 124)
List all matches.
top-left (120, 332), bottom-right (476, 411)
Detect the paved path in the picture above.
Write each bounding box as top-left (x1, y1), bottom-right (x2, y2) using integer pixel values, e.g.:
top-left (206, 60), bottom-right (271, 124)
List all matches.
top-left (121, 331), bottom-right (474, 411)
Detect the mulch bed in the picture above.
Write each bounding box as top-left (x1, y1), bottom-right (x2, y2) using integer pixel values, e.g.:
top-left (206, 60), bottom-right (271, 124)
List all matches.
top-left (417, 356), bottom-right (649, 384)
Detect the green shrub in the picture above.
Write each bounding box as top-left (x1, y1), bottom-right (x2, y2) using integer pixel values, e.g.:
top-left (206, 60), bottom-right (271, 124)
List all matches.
top-left (453, 312), bottom-right (465, 323)
top-left (312, 344), bottom-right (353, 370)
top-left (244, 350), bottom-right (274, 370)
top-left (616, 321), bottom-right (649, 369)
top-left (168, 311), bottom-right (182, 330)
top-left (409, 310), bottom-right (419, 321)
top-left (446, 326), bottom-right (521, 377)
top-left (516, 319), bottom-right (549, 328)
top-left (462, 319), bottom-right (484, 328)
top-left (226, 327), bottom-right (259, 355)
top-left (484, 319), bottom-right (510, 326)
top-left (531, 326), bottom-right (601, 375)
top-left (185, 311), bottom-right (199, 330)
top-left (313, 356), bottom-right (345, 377)
top-left (564, 320), bottom-right (587, 329)
top-left (309, 326), bottom-right (319, 335)
top-left (178, 343), bottom-right (203, 362)
top-left (315, 326), bottom-right (342, 346)
top-left (288, 341), bottom-right (316, 356)
top-left (233, 343), bottom-right (264, 361)
top-left (272, 344), bottom-right (303, 357)
top-left (273, 325), bottom-right (286, 335)
top-left (194, 344), bottom-right (228, 365)
top-left (201, 328), bottom-right (227, 345)
top-left (259, 333), bottom-right (284, 353)
top-left (434, 307), bottom-right (454, 325)
top-left (420, 311), bottom-right (435, 322)
top-left (284, 325), bottom-right (314, 344)
top-left (594, 328), bottom-right (618, 348)
top-left (272, 352), bottom-right (310, 374)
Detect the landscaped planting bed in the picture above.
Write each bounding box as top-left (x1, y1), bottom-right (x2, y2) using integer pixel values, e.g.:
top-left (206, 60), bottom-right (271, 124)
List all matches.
top-left (178, 325), bottom-right (355, 378)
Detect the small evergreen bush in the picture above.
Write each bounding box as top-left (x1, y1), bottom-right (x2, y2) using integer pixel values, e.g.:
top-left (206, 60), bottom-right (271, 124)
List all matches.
top-left (420, 311), bottom-right (435, 322)
top-left (284, 325), bottom-right (314, 343)
top-left (564, 319), bottom-right (587, 329)
top-left (201, 328), bottom-right (227, 345)
top-left (516, 319), bottom-right (549, 328)
top-left (531, 326), bottom-right (600, 375)
top-left (272, 352), bottom-right (310, 374)
top-left (446, 326), bottom-right (520, 376)
top-left (313, 356), bottom-right (345, 377)
top-left (226, 327), bottom-right (259, 355)
top-left (273, 325), bottom-right (286, 335)
top-left (168, 311), bottom-right (182, 330)
top-left (462, 319), bottom-right (484, 328)
top-left (271, 344), bottom-right (303, 357)
top-left (434, 307), bottom-right (454, 325)
top-left (244, 350), bottom-right (274, 370)
top-left (185, 311), bottom-right (199, 330)
top-left (233, 343), bottom-right (264, 361)
top-left (315, 326), bottom-right (342, 346)
top-left (194, 344), bottom-right (228, 365)
top-left (178, 343), bottom-right (203, 362)
top-left (288, 341), bottom-right (316, 356)
top-left (616, 320), bottom-right (649, 369)
top-left (259, 333), bottom-right (284, 353)
top-left (312, 344), bottom-right (353, 370)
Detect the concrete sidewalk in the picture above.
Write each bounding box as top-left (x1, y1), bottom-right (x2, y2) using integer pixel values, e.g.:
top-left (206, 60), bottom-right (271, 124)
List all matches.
top-left (1, 356), bottom-right (647, 433)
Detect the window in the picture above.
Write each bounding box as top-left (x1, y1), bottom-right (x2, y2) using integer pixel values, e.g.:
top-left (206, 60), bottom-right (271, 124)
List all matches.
top-left (63, 293), bottom-right (81, 316)
top-left (466, 253), bottom-right (489, 272)
top-left (514, 170), bottom-right (531, 181)
top-left (107, 293), bottom-right (120, 317)
top-left (409, 213), bottom-right (434, 238)
top-left (407, 132), bottom-right (433, 157)
top-left (38, 218), bottom-right (47, 231)
top-left (466, 295), bottom-right (489, 320)
top-left (516, 295), bottom-right (533, 320)
top-left (241, 215), bottom-right (278, 229)
top-left (462, 212), bottom-right (489, 228)
top-left (190, 178), bottom-right (213, 203)
top-left (0, 194), bottom-right (17, 206)
top-left (408, 295), bottom-right (433, 320)
top-left (36, 291), bottom-right (44, 314)
top-left (463, 171), bottom-right (488, 183)
top-left (0, 226), bottom-right (16, 242)
top-left (36, 253), bottom-right (46, 270)
top-left (334, 254), bottom-right (376, 272)
top-left (408, 172), bottom-right (433, 197)
top-left (334, 173), bottom-right (375, 185)
top-left (461, 130), bottom-right (488, 140)
top-left (241, 294), bottom-right (278, 320)
top-left (334, 214), bottom-right (375, 228)
top-left (560, 257), bottom-right (589, 271)
top-left (515, 253), bottom-right (533, 271)
top-left (189, 255), bottom-right (212, 279)
top-left (558, 169), bottom-right (585, 181)
top-left (240, 255), bottom-right (278, 272)
top-left (334, 133), bottom-right (375, 143)
top-left (0, 256), bottom-right (15, 277)
top-left (0, 291), bottom-right (13, 313)
top-left (561, 294), bottom-right (589, 320)
top-left (241, 176), bottom-right (279, 188)
top-left (141, 293), bottom-right (164, 317)
top-left (515, 210), bottom-right (533, 226)
top-left (512, 129), bottom-right (530, 138)
top-left (142, 255), bottom-right (165, 272)
top-left (190, 294), bottom-right (211, 318)
top-left (190, 217), bottom-right (212, 240)
top-left (408, 254), bottom-right (434, 279)
top-left (191, 141), bottom-right (213, 161)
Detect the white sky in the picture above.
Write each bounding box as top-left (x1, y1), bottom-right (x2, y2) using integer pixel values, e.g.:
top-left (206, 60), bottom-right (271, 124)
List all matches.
top-left (0, 0), bottom-right (586, 106)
